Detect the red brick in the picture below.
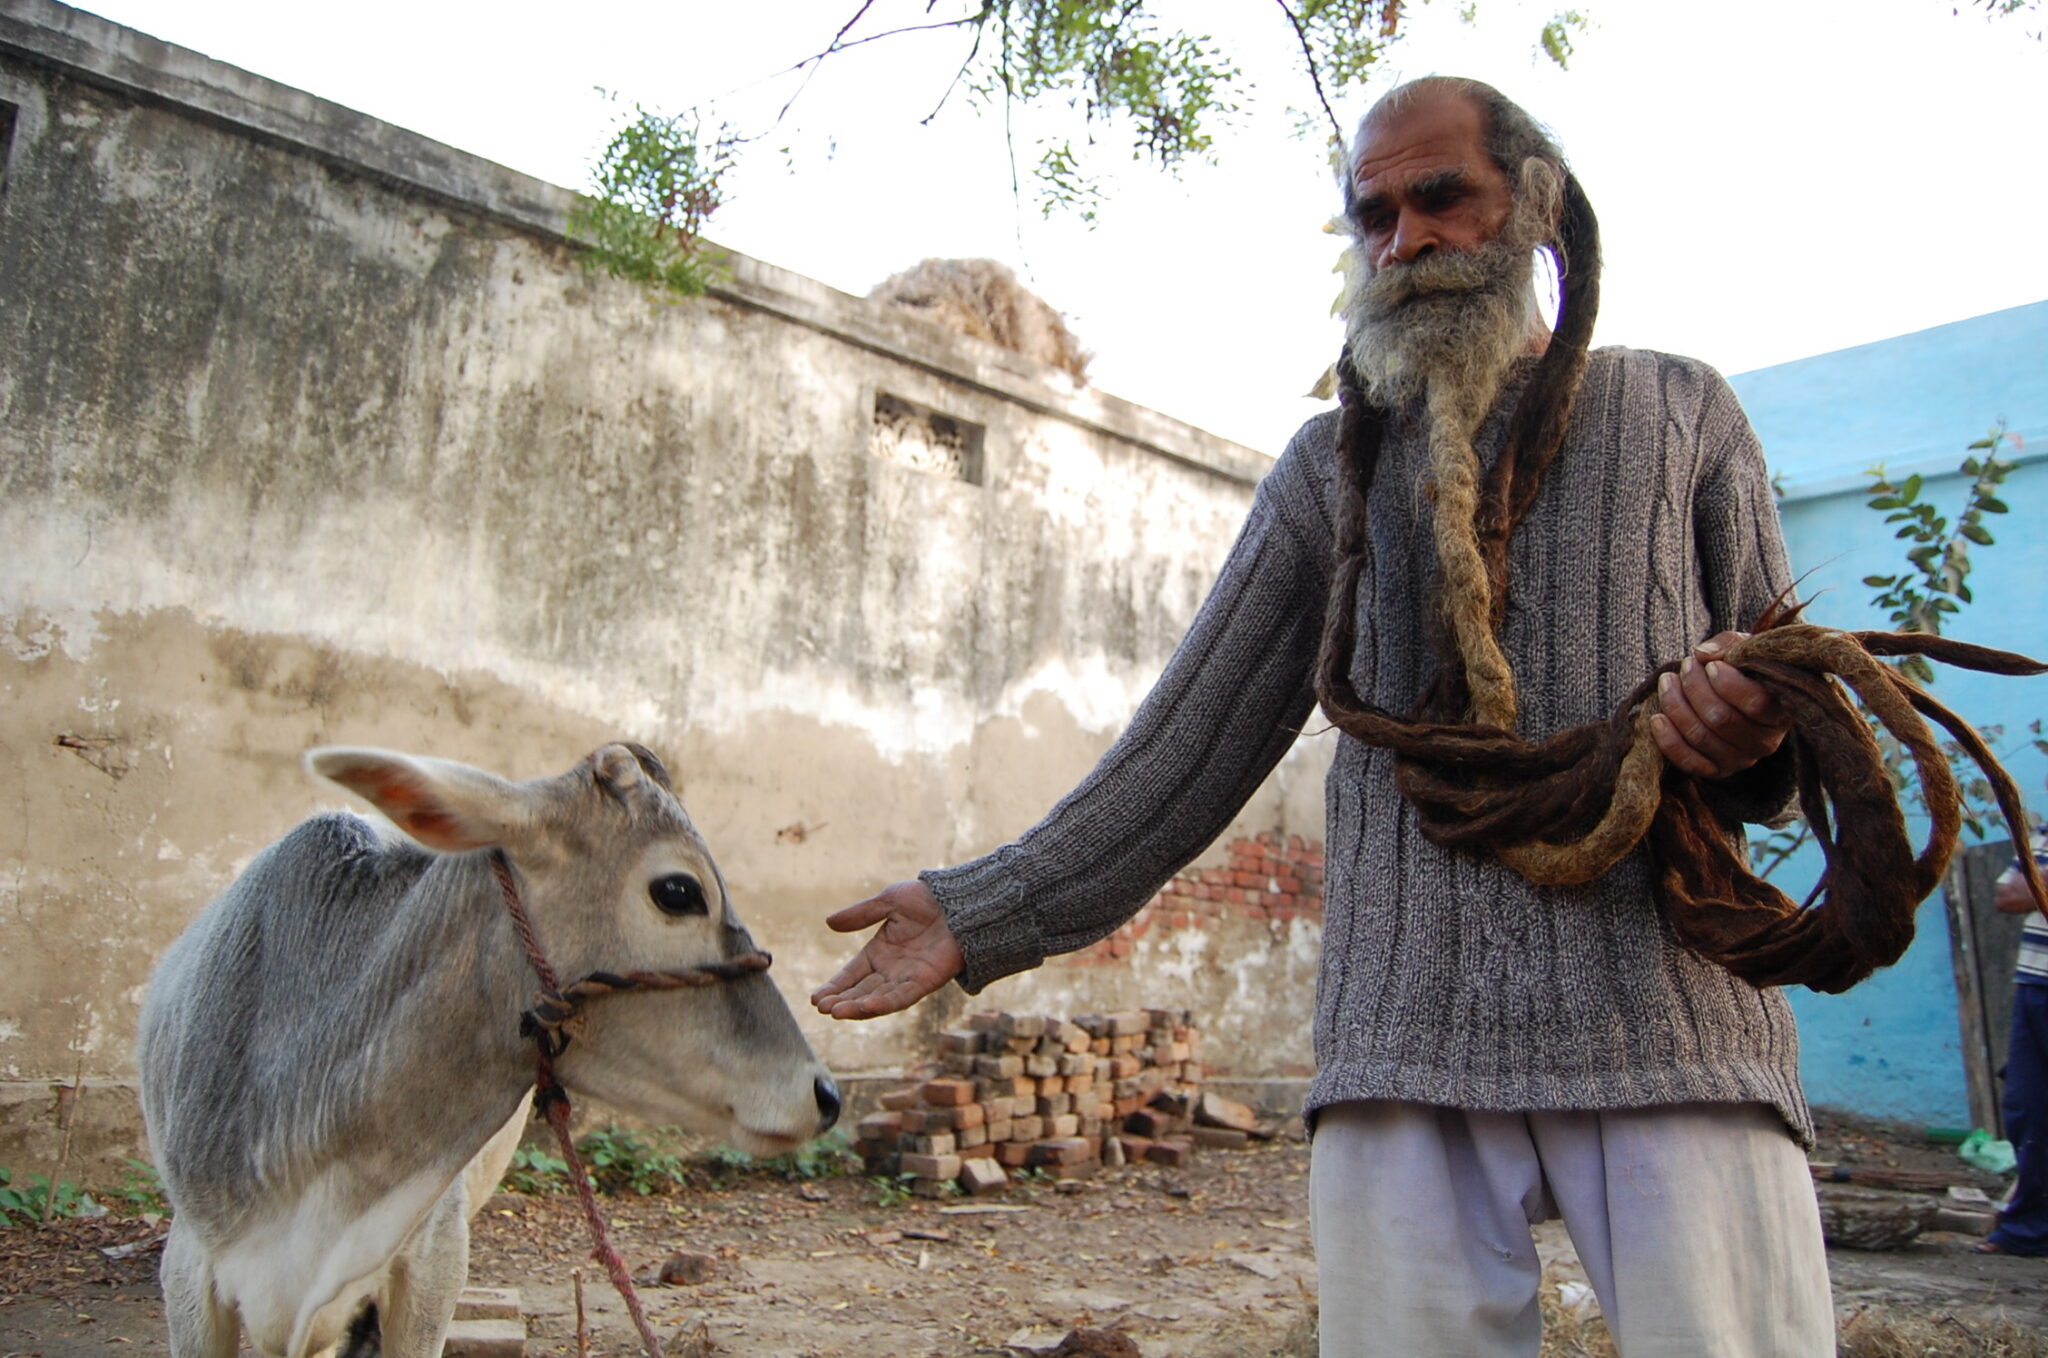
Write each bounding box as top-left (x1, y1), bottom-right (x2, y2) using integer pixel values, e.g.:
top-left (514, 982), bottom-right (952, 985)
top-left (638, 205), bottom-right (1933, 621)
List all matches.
top-left (922, 1078), bottom-right (975, 1107)
top-left (1193, 1126), bottom-right (1249, 1150)
top-left (1145, 1140), bottom-right (1194, 1167)
top-left (879, 1087), bottom-right (922, 1112)
top-left (1027, 1137), bottom-right (1098, 1167)
top-left (996, 1014), bottom-right (1047, 1039)
top-left (959, 1157), bottom-right (1008, 1195)
top-left (974, 1053), bottom-right (1024, 1079)
top-left (995, 1142), bottom-right (1035, 1167)
top-left (901, 1152), bottom-right (962, 1179)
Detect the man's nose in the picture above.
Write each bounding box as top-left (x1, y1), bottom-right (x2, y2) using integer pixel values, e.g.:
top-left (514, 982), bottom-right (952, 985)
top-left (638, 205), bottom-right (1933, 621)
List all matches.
top-left (1385, 209), bottom-right (1438, 267)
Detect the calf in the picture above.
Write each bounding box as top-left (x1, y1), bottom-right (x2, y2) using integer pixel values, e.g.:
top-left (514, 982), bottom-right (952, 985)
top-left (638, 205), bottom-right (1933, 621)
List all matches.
top-left (138, 742), bottom-right (838, 1358)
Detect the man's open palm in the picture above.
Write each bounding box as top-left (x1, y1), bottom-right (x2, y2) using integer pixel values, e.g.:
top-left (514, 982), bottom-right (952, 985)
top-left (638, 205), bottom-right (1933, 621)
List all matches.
top-left (811, 879), bottom-right (964, 1019)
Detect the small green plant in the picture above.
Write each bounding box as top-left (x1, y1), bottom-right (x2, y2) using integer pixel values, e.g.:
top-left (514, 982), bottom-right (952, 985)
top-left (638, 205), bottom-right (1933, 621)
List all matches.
top-left (868, 1171), bottom-right (917, 1208)
top-left (114, 1157), bottom-right (167, 1215)
top-left (1010, 1165), bottom-right (1054, 1198)
top-left (566, 103), bottom-right (737, 300)
top-left (576, 1124), bottom-right (691, 1197)
top-left (0, 1167), bottom-right (100, 1226)
top-left (501, 1144), bottom-right (570, 1196)
top-left (761, 1129), bottom-right (859, 1182)
top-left (1860, 427), bottom-right (2020, 683)
top-left (699, 1143), bottom-right (757, 1188)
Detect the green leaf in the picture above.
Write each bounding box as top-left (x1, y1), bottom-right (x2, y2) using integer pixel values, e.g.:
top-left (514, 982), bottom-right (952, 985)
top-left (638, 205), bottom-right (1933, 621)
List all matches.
top-left (1867, 496), bottom-right (1904, 510)
top-left (1960, 523), bottom-right (1994, 545)
top-left (1957, 582), bottom-right (1973, 604)
top-left (1900, 474), bottom-right (1923, 502)
top-left (1962, 457), bottom-right (1984, 475)
top-left (1861, 575), bottom-right (1894, 588)
top-left (1968, 438), bottom-right (1995, 450)
top-left (1979, 497), bottom-right (2009, 513)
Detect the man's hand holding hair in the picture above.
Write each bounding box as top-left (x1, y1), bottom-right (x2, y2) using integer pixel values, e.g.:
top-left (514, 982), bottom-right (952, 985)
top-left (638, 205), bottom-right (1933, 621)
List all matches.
top-left (1650, 631), bottom-right (1792, 780)
top-left (811, 879), bottom-right (964, 1019)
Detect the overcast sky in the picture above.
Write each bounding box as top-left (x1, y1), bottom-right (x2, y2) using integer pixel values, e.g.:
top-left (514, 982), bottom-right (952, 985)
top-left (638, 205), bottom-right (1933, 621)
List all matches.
top-left (80, 0), bottom-right (2048, 452)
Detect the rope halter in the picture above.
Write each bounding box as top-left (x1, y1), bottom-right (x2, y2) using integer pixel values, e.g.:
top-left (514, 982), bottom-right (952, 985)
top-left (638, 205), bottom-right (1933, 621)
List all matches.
top-left (486, 849), bottom-right (772, 1358)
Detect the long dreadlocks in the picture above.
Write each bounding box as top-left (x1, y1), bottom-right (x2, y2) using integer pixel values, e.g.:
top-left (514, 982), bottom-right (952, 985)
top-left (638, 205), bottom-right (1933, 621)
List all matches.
top-left (1312, 79), bottom-right (2046, 994)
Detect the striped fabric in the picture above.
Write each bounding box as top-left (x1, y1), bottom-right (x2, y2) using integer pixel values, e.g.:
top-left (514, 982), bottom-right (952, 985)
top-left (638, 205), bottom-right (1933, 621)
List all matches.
top-left (2011, 825), bottom-right (2048, 986)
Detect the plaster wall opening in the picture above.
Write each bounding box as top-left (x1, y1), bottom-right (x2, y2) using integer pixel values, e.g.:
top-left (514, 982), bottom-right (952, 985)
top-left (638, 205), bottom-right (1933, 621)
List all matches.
top-left (871, 392), bottom-right (985, 485)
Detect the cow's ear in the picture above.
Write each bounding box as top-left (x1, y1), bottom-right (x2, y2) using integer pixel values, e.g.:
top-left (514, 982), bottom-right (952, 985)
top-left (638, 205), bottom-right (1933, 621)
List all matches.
top-left (306, 747), bottom-right (530, 853)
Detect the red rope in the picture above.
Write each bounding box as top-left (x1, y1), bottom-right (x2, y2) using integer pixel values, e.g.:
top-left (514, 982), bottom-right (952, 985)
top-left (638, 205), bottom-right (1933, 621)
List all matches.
top-left (540, 1072), bottom-right (667, 1358)
top-left (490, 851), bottom-right (666, 1358)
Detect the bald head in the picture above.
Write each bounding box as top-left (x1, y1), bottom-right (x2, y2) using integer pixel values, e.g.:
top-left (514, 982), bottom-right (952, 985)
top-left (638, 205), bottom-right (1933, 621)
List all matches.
top-left (1352, 77), bottom-right (1566, 203)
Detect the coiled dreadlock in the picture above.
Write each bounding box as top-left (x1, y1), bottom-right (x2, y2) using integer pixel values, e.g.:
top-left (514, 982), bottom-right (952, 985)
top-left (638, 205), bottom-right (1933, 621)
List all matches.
top-left (1313, 81), bottom-right (2046, 993)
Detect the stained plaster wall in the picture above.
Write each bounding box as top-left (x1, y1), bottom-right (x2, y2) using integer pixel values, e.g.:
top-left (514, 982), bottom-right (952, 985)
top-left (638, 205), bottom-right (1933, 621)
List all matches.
top-left (0, 0), bottom-right (1331, 1179)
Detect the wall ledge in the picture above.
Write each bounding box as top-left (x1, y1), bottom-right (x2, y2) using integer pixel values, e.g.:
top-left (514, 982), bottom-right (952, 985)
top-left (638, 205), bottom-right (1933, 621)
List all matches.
top-left (0, 0), bottom-right (1270, 485)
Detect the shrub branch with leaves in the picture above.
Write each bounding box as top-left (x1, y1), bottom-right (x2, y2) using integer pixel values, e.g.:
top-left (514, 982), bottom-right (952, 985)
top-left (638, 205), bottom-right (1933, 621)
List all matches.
top-left (1752, 422), bottom-right (2043, 880)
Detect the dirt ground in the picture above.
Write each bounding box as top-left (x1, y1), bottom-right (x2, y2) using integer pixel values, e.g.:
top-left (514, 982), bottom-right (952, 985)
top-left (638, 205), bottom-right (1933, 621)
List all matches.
top-left (2, 1113), bottom-right (2042, 1358)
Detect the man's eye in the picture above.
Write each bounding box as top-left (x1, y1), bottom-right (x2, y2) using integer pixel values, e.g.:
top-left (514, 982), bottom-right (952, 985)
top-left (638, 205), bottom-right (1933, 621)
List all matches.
top-left (649, 873), bottom-right (709, 917)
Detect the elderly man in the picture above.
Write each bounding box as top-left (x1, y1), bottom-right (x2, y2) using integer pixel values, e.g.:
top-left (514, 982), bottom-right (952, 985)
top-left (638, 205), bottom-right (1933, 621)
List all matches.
top-left (814, 76), bottom-right (1832, 1355)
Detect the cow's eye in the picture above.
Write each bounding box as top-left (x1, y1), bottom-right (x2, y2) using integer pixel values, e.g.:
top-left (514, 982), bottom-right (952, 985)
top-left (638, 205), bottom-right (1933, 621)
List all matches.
top-left (649, 873), bottom-right (708, 917)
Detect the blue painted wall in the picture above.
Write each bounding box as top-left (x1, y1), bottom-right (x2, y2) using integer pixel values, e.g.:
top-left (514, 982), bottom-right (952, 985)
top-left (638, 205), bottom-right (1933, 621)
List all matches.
top-left (1728, 300), bottom-right (2048, 1128)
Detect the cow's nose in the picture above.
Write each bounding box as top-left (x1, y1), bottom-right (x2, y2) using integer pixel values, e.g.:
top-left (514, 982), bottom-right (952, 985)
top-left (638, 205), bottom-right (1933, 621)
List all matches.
top-left (814, 1075), bottom-right (842, 1133)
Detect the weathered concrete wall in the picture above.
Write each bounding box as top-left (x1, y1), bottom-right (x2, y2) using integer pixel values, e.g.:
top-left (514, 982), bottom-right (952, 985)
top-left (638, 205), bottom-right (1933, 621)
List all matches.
top-left (0, 1), bottom-right (1330, 1180)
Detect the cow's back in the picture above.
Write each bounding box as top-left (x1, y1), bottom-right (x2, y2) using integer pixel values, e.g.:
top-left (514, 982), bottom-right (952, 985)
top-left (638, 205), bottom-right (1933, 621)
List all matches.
top-left (138, 812), bottom-right (433, 1235)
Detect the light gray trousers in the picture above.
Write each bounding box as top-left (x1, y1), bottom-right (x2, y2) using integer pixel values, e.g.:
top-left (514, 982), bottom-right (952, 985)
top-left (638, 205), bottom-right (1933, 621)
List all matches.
top-left (1309, 1100), bottom-right (1833, 1357)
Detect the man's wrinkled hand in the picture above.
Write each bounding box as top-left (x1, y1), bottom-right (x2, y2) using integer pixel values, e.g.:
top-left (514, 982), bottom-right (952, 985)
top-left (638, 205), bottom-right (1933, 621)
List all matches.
top-left (1649, 631), bottom-right (1790, 780)
top-left (810, 879), bottom-right (964, 1020)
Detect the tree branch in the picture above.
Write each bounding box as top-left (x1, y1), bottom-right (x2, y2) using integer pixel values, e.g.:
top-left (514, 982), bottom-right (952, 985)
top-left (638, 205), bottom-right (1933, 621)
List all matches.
top-left (775, 1), bottom-right (880, 125)
top-left (1273, 0), bottom-right (1346, 150)
top-left (922, 7), bottom-right (992, 125)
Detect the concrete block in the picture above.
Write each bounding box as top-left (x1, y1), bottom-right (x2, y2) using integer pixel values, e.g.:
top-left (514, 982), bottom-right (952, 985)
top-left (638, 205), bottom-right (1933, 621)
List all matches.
top-left (442, 1318), bottom-right (525, 1357)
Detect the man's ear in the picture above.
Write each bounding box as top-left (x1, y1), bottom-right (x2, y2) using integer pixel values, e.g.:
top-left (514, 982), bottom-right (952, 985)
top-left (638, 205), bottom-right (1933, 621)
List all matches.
top-left (306, 747), bottom-right (532, 853)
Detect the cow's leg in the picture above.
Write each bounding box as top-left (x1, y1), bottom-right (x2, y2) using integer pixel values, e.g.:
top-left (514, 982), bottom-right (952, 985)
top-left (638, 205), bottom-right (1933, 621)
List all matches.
top-left (161, 1219), bottom-right (239, 1358)
top-left (373, 1182), bottom-right (469, 1358)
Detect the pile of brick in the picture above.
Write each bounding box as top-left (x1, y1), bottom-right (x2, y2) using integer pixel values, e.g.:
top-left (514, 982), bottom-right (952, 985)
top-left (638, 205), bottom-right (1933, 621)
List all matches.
top-left (853, 1008), bottom-right (1263, 1199)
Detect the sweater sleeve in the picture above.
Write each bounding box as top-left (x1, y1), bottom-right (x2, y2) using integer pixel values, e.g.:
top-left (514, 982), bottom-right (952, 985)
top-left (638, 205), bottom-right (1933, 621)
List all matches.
top-left (923, 419), bottom-right (1337, 993)
top-left (1691, 366), bottom-right (1801, 827)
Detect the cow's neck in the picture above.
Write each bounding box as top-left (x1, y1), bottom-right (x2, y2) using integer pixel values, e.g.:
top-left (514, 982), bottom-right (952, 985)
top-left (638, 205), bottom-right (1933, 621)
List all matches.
top-left (314, 850), bottom-right (540, 1187)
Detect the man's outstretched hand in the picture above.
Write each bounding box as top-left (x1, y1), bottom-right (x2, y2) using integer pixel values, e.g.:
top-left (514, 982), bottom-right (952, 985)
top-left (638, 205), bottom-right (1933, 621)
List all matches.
top-left (810, 879), bottom-right (965, 1020)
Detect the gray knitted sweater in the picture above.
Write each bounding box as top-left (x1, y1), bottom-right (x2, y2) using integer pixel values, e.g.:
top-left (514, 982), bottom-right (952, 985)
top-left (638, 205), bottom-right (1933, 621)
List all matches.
top-left (924, 347), bottom-right (1812, 1144)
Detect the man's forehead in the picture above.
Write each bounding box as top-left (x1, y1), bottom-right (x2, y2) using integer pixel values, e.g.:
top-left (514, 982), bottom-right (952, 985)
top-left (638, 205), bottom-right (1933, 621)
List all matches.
top-left (1351, 91), bottom-right (1489, 194)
